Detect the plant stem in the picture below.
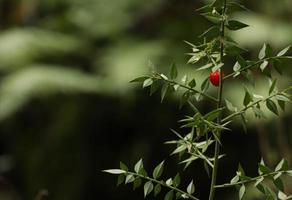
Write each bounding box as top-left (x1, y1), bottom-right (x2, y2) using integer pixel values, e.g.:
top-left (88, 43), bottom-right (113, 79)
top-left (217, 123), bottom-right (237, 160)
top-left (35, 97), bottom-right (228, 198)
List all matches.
top-left (208, 0), bottom-right (227, 199)
top-left (214, 170), bottom-right (291, 188)
top-left (221, 88), bottom-right (290, 123)
top-left (158, 78), bottom-right (218, 103)
top-left (127, 172), bottom-right (200, 200)
top-left (223, 56), bottom-right (292, 80)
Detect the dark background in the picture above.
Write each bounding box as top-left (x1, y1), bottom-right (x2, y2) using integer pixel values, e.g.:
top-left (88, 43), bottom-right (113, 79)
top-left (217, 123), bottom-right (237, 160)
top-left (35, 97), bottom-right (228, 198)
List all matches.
top-left (0, 0), bottom-right (291, 199)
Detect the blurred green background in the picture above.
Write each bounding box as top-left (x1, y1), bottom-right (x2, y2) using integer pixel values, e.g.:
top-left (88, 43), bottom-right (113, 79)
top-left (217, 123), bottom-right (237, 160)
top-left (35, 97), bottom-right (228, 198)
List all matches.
top-left (0, 0), bottom-right (291, 199)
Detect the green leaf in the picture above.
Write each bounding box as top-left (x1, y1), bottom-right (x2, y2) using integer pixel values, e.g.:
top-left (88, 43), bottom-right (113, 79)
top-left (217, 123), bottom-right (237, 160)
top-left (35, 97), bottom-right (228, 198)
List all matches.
top-left (230, 175), bottom-right (239, 184)
top-left (269, 79), bottom-right (277, 95)
top-left (164, 190), bottom-right (174, 200)
top-left (154, 184), bottom-right (161, 197)
top-left (169, 63), bottom-right (178, 79)
top-left (240, 114), bottom-right (248, 134)
top-left (201, 76), bottom-right (210, 92)
top-left (117, 174), bottom-right (125, 186)
top-left (254, 176), bottom-right (264, 187)
top-left (143, 78), bottom-right (153, 88)
top-left (259, 43), bottom-right (267, 59)
top-left (161, 84), bottom-right (169, 102)
top-left (130, 76), bottom-right (150, 83)
top-left (225, 99), bottom-right (237, 112)
top-left (144, 181), bottom-right (154, 197)
top-left (197, 63), bottom-right (213, 71)
top-left (166, 178), bottom-right (173, 186)
top-left (243, 87), bottom-right (253, 106)
top-left (120, 161), bottom-right (128, 171)
top-left (153, 161), bottom-right (165, 179)
top-left (204, 107), bottom-right (224, 121)
top-left (171, 145), bottom-right (187, 155)
top-left (188, 79), bottom-right (196, 88)
top-left (134, 159), bottom-right (144, 174)
top-left (150, 81), bottom-right (160, 96)
top-left (103, 169), bottom-right (126, 174)
top-left (266, 99), bottom-right (278, 115)
top-left (187, 180), bottom-right (195, 195)
top-left (275, 159), bottom-right (288, 171)
top-left (239, 184), bottom-right (245, 200)
top-left (260, 60), bottom-right (269, 71)
top-left (276, 94), bottom-right (290, 102)
top-left (272, 59), bottom-right (282, 75)
top-left (265, 43), bottom-right (273, 57)
top-left (278, 191), bottom-right (288, 200)
top-left (277, 45), bottom-right (291, 56)
top-left (233, 61), bottom-right (241, 72)
top-left (133, 178), bottom-right (142, 190)
top-left (258, 163), bottom-right (272, 175)
top-left (173, 173), bottom-right (181, 187)
top-left (125, 174), bottom-right (135, 184)
top-left (273, 178), bottom-right (284, 191)
top-left (278, 100), bottom-right (286, 111)
top-left (227, 20), bottom-right (249, 30)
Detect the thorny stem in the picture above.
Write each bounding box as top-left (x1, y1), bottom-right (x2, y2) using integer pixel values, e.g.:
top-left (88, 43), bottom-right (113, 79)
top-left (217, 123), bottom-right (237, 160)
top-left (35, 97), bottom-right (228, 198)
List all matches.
top-left (214, 170), bottom-right (292, 188)
top-left (157, 77), bottom-right (218, 103)
top-left (126, 172), bottom-right (200, 200)
top-left (208, 0), bottom-right (227, 199)
top-left (221, 87), bottom-right (292, 123)
top-left (223, 56), bottom-right (292, 80)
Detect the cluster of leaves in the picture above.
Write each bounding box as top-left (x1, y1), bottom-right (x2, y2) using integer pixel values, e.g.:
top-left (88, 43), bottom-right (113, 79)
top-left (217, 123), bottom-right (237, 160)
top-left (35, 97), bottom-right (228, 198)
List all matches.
top-left (103, 159), bottom-right (198, 200)
top-left (216, 159), bottom-right (292, 200)
top-left (104, 0), bottom-right (292, 199)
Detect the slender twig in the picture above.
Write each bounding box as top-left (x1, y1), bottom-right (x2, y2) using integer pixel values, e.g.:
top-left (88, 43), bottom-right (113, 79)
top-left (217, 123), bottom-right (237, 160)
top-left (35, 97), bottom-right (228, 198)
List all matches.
top-left (214, 170), bottom-right (291, 188)
top-left (127, 172), bottom-right (200, 200)
top-left (223, 56), bottom-right (292, 80)
top-left (221, 88), bottom-right (291, 123)
top-left (208, 1), bottom-right (227, 199)
top-left (157, 78), bottom-right (218, 103)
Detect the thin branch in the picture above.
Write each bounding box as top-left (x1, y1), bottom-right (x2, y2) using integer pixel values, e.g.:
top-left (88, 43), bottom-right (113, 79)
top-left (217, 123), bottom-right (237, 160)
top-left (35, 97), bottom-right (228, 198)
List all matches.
top-left (221, 89), bottom-right (290, 123)
top-left (157, 77), bottom-right (218, 103)
top-left (214, 170), bottom-right (291, 188)
top-left (127, 172), bottom-right (200, 200)
top-left (223, 56), bottom-right (292, 80)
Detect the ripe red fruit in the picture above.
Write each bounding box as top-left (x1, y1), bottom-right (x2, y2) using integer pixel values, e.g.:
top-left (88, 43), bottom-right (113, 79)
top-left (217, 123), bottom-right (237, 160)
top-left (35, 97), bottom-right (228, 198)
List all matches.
top-left (209, 70), bottom-right (224, 87)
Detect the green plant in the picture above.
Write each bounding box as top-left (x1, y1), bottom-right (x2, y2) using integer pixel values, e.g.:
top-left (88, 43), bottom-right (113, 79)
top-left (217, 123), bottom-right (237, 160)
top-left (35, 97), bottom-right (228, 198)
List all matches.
top-left (103, 0), bottom-right (292, 199)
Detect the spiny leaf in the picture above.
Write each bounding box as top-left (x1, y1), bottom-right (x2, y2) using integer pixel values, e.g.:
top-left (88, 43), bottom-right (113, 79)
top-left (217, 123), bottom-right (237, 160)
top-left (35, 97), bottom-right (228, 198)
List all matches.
top-left (277, 45), bottom-right (291, 56)
top-left (125, 174), bottom-right (135, 184)
top-left (143, 78), bottom-right (153, 88)
top-left (227, 20), bottom-right (249, 30)
top-left (153, 161), bottom-right (164, 179)
top-left (239, 184), bottom-right (245, 200)
top-left (173, 173), bottom-right (181, 187)
top-left (187, 180), bottom-right (195, 195)
top-left (134, 159), bottom-right (144, 174)
top-left (269, 79), bottom-right (277, 95)
top-left (154, 184), bottom-right (161, 197)
top-left (164, 190), bottom-right (174, 200)
top-left (103, 169), bottom-right (126, 174)
top-left (130, 76), bottom-right (150, 83)
top-left (266, 99), bottom-right (278, 115)
top-left (120, 162), bottom-right (128, 171)
top-left (144, 181), bottom-right (154, 197)
top-left (260, 60), bottom-right (269, 71)
top-left (169, 63), bottom-right (178, 79)
top-left (259, 43), bottom-right (267, 59)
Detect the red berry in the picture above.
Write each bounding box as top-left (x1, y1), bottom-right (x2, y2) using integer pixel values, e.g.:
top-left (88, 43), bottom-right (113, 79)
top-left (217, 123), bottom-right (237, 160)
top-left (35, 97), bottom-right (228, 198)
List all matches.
top-left (209, 70), bottom-right (223, 87)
